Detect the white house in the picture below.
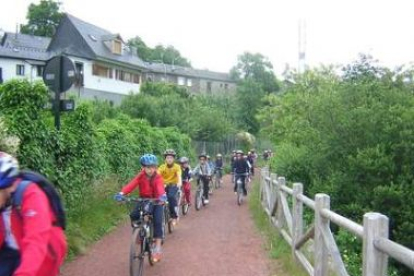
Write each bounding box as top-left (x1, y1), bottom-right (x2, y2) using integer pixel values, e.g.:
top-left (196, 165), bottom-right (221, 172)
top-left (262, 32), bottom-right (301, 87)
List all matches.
top-left (0, 14), bottom-right (236, 104)
top-left (0, 32), bottom-right (51, 84)
top-left (47, 14), bottom-right (146, 104)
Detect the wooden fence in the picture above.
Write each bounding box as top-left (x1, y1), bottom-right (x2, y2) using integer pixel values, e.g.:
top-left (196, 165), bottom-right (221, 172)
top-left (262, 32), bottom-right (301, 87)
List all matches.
top-left (259, 167), bottom-right (414, 276)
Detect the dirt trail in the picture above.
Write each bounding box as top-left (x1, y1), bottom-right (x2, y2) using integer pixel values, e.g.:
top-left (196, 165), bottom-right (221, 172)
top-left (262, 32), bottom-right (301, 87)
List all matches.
top-left (61, 175), bottom-right (271, 276)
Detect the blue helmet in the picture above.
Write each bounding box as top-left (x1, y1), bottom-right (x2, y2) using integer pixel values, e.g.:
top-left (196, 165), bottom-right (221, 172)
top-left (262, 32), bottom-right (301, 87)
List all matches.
top-left (0, 152), bottom-right (19, 189)
top-left (140, 154), bottom-right (158, 166)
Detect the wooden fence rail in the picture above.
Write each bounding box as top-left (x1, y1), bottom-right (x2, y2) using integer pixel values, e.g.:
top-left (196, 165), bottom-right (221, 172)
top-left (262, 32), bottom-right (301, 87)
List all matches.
top-left (259, 167), bottom-right (414, 276)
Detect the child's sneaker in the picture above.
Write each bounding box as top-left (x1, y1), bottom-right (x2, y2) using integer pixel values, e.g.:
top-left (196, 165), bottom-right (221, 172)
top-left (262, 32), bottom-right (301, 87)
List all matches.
top-left (151, 246), bottom-right (162, 263)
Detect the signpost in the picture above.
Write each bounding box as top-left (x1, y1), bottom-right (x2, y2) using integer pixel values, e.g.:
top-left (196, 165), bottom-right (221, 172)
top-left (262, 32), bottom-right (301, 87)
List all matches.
top-left (43, 55), bottom-right (76, 130)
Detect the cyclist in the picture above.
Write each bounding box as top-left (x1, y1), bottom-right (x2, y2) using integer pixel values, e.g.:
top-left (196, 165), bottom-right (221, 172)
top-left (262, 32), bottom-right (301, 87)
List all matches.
top-left (207, 155), bottom-right (215, 172)
top-left (232, 150), bottom-right (250, 196)
top-left (247, 151), bottom-right (255, 176)
top-left (158, 149), bottom-right (182, 226)
top-left (230, 150), bottom-right (237, 168)
top-left (115, 154), bottom-right (166, 263)
top-left (214, 154), bottom-right (224, 185)
top-left (192, 153), bottom-right (213, 204)
top-left (263, 150), bottom-right (269, 161)
top-left (0, 152), bottom-right (67, 276)
top-left (179, 157), bottom-right (192, 207)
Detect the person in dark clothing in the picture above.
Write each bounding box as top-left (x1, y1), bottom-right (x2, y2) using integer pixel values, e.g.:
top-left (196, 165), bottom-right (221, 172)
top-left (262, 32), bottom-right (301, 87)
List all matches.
top-left (214, 154), bottom-right (224, 185)
top-left (232, 150), bottom-right (250, 195)
top-left (247, 152), bottom-right (255, 176)
top-left (230, 150), bottom-right (237, 168)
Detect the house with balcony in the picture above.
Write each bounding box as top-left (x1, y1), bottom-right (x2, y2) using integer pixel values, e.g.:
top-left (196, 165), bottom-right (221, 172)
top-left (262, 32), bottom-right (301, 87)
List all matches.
top-left (47, 14), bottom-right (146, 104)
top-left (0, 14), bottom-right (236, 104)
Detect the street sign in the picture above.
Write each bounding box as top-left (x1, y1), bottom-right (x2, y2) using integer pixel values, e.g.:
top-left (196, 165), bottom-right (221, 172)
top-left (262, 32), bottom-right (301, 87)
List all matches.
top-left (42, 55), bottom-right (77, 130)
top-left (43, 56), bottom-right (76, 93)
top-left (60, 99), bottom-right (75, 112)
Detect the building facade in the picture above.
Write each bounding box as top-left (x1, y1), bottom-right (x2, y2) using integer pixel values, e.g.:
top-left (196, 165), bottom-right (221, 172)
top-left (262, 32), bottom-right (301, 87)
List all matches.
top-left (0, 14), bottom-right (237, 104)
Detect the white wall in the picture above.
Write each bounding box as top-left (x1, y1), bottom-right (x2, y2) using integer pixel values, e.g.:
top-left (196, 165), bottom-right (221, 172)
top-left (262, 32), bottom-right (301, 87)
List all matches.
top-left (69, 57), bottom-right (140, 96)
top-left (0, 58), bottom-right (43, 82)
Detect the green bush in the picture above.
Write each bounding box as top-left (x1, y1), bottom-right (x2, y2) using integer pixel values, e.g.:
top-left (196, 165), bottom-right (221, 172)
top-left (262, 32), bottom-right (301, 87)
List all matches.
top-left (0, 79), bottom-right (193, 257)
top-left (258, 56), bottom-right (414, 275)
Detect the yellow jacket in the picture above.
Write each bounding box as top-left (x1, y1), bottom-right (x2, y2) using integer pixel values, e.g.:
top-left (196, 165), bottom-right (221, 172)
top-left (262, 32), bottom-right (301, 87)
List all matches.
top-left (158, 163), bottom-right (182, 186)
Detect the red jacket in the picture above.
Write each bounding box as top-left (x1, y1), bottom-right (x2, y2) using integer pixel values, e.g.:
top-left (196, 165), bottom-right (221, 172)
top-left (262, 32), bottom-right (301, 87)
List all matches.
top-left (122, 170), bottom-right (165, 198)
top-left (0, 183), bottom-right (67, 276)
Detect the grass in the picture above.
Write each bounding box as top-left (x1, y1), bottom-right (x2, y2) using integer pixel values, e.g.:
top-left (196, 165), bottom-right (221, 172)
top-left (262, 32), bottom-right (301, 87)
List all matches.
top-left (249, 178), bottom-right (308, 276)
top-left (65, 177), bottom-right (127, 260)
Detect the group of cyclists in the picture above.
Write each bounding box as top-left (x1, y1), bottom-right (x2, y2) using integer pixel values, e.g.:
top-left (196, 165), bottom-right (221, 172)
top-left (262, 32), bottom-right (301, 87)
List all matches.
top-left (0, 148), bottom-right (259, 275)
top-left (114, 148), bottom-right (257, 264)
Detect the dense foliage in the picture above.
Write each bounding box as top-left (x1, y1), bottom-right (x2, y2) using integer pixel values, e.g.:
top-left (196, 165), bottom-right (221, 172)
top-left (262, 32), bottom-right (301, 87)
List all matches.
top-left (121, 82), bottom-right (236, 142)
top-left (0, 79), bottom-right (193, 255)
top-left (258, 56), bottom-right (414, 275)
top-left (128, 37), bottom-right (192, 67)
top-left (20, 0), bottom-right (62, 37)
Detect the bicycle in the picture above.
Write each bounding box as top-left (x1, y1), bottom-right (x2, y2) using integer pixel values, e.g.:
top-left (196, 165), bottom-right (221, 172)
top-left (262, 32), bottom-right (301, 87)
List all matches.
top-left (122, 197), bottom-right (159, 276)
top-left (179, 184), bottom-right (190, 216)
top-left (213, 168), bottom-right (223, 189)
top-left (235, 173), bottom-right (249, 206)
top-left (195, 178), bottom-right (207, 211)
top-left (163, 200), bottom-right (174, 234)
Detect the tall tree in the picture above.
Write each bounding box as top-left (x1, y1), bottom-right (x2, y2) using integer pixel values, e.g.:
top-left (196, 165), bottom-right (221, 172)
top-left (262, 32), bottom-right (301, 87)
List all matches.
top-left (230, 52), bottom-right (279, 93)
top-left (20, 0), bottom-right (62, 37)
top-left (235, 79), bottom-right (265, 134)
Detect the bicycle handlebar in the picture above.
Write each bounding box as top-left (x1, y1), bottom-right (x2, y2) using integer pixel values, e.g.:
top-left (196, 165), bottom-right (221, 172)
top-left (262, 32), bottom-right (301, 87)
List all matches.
top-left (121, 197), bottom-right (163, 205)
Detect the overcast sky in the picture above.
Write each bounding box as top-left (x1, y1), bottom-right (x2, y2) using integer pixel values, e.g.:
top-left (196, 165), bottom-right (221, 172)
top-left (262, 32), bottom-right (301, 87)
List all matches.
top-left (1, 0), bottom-right (414, 75)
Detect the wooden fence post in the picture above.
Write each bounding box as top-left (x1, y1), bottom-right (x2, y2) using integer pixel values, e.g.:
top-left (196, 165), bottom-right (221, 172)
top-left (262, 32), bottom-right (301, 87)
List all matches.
top-left (292, 183), bottom-right (304, 258)
top-left (276, 177), bottom-right (285, 228)
top-left (362, 212), bottom-right (389, 276)
top-left (314, 194), bottom-right (330, 276)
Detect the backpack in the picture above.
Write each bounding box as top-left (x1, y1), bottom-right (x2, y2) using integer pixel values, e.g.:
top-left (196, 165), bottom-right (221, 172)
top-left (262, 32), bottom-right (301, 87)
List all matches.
top-left (12, 170), bottom-right (66, 230)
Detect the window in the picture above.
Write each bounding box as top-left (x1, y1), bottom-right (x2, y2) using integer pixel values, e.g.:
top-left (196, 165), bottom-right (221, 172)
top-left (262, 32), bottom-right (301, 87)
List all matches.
top-left (115, 69), bottom-right (140, 84)
top-left (220, 83), bottom-right (223, 88)
top-left (112, 40), bottom-right (122, 55)
top-left (207, 81), bottom-right (212, 93)
top-left (92, 64), bottom-right (112, 78)
top-left (133, 74), bottom-right (140, 84)
top-left (16, 65), bottom-right (25, 76)
top-left (178, 76), bottom-right (186, 86)
top-left (224, 83), bottom-right (229, 90)
top-left (187, 78), bottom-right (192, 87)
top-left (75, 62), bottom-right (84, 86)
top-left (36, 65), bottom-right (44, 77)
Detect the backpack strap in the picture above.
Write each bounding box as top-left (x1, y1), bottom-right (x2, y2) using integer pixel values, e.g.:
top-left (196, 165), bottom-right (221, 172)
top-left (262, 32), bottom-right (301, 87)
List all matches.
top-left (12, 180), bottom-right (32, 210)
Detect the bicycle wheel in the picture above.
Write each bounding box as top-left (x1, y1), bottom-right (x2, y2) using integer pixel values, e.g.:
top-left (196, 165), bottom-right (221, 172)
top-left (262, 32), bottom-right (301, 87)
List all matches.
top-left (182, 203), bottom-right (189, 215)
top-left (237, 192), bottom-right (243, 206)
top-left (195, 190), bottom-right (202, 211)
top-left (148, 223), bottom-right (155, 266)
top-left (130, 228), bottom-right (145, 276)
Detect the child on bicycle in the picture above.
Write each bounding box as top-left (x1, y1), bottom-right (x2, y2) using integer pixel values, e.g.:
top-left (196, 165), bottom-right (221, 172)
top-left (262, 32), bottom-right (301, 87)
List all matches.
top-left (191, 153), bottom-right (213, 204)
top-left (114, 154), bottom-right (166, 263)
top-left (232, 150), bottom-right (250, 195)
top-left (158, 149), bottom-right (181, 226)
top-left (214, 153), bottom-right (224, 185)
top-left (179, 157), bottom-right (192, 206)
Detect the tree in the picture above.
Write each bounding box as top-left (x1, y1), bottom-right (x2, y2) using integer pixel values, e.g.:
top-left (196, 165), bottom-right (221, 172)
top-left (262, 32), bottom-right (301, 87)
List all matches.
top-left (127, 37), bottom-right (192, 67)
top-left (235, 79), bottom-right (265, 134)
top-left (151, 45), bottom-right (191, 67)
top-left (20, 0), bottom-right (62, 37)
top-left (127, 36), bottom-right (153, 61)
top-left (231, 52), bottom-right (279, 93)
